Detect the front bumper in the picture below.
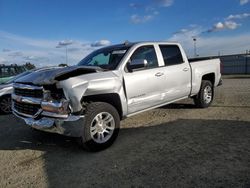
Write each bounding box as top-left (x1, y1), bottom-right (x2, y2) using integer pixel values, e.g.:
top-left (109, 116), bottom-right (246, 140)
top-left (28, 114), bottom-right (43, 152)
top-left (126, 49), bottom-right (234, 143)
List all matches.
top-left (12, 107), bottom-right (85, 137)
top-left (12, 83), bottom-right (85, 137)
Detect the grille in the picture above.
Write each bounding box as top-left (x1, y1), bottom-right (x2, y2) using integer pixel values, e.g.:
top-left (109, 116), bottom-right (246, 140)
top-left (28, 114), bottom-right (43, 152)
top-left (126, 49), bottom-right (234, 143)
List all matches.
top-left (14, 88), bottom-right (43, 98)
top-left (14, 101), bottom-right (40, 116)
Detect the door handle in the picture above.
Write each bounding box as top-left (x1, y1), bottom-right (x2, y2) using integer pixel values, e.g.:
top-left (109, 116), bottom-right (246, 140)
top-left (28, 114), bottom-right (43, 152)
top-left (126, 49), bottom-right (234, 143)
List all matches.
top-left (155, 72), bottom-right (164, 77)
top-left (183, 67), bottom-right (189, 72)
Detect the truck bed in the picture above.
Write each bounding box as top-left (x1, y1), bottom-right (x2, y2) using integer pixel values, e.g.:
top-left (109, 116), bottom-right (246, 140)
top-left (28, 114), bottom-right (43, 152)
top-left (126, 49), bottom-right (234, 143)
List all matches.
top-left (189, 58), bottom-right (221, 96)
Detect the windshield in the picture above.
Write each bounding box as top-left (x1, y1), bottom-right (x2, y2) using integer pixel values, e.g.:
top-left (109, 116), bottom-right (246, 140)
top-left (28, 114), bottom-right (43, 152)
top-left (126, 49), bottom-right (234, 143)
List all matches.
top-left (78, 46), bottom-right (130, 70)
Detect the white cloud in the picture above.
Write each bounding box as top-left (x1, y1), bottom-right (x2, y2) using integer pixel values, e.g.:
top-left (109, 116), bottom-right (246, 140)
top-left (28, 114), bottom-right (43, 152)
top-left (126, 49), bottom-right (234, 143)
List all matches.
top-left (8, 51), bottom-right (23, 57)
top-left (129, 0), bottom-right (173, 24)
top-left (153, 11), bottom-right (159, 15)
top-left (56, 40), bottom-right (74, 48)
top-left (2, 48), bottom-right (11, 52)
top-left (0, 57), bottom-right (9, 64)
top-left (224, 21), bottom-right (240, 29)
top-left (67, 47), bottom-right (82, 52)
top-left (23, 55), bottom-right (48, 61)
top-left (169, 26), bottom-right (203, 55)
top-left (129, 3), bottom-right (143, 9)
top-left (207, 21), bottom-right (240, 32)
top-left (130, 14), bottom-right (153, 24)
top-left (154, 0), bottom-right (174, 7)
top-left (226, 13), bottom-right (250, 20)
top-left (168, 28), bottom-right (250, 57)
top-left (195, 34), bottom-right (250, 56)
top-left (91, 40), bottom-right (111, 47)
top-left (0, 30), bottom-right (106, 66)
top-left (0, 30), bottom-right (56, 49)
top-left (240, 0), bottom-right (249, 5)
top-left (214, 22), bottom-right (224, 30)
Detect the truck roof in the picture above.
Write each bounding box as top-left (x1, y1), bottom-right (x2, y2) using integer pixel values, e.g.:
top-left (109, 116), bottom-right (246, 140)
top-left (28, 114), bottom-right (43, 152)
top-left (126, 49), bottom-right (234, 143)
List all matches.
top-left (102, 41), bottom-right (180, 50)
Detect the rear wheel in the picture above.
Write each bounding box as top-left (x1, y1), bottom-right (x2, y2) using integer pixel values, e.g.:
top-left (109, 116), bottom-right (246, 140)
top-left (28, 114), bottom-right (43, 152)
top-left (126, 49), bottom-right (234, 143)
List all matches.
top-left (0, 95), bottom-right (12, 114)
top-left (79, 102), bottom-right (120, 151)
top-left (194, 80), bottom-right (214, 108)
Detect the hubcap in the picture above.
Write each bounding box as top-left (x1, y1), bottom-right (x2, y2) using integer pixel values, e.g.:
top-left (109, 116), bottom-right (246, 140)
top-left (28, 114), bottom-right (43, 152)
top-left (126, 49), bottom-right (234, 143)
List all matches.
top-left (90, 112), bottom-right (115, 144)
top-left (203, 86), bottom-right (212, 104)
top-left (0, 97), bottom-right (12, 113)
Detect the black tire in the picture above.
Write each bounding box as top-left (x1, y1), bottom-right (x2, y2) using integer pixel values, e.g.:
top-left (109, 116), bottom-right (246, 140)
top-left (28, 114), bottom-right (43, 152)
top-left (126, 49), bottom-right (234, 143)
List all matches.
top-left (78, 102), bottom-right (120, 152)
top-left (0, 95), bottom-right (12, 114)
top-left (194, 80), bottom-right (214, 108)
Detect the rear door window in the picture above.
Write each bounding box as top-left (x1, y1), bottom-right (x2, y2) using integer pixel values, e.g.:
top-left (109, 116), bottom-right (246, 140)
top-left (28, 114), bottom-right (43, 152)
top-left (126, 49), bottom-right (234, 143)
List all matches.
top-left (159, 45), bottom-right (184, 66)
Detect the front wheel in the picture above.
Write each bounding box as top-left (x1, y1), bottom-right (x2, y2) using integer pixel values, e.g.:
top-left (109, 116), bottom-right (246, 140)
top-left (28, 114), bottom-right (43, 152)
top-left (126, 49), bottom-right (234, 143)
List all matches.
top-left (79, 102), bottom-right (120, 151)
top-left (194, 80), bottom-right (214, 108)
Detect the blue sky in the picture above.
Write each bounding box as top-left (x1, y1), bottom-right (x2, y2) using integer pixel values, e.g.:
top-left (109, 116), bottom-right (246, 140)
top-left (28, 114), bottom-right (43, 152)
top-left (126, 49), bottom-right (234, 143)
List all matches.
top-left (0, 0), bottom-right (250, 66)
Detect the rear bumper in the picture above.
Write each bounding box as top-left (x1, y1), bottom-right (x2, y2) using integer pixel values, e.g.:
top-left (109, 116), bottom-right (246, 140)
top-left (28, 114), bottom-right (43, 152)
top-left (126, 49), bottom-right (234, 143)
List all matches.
top-left (13, 110), bottom-right (85, 137)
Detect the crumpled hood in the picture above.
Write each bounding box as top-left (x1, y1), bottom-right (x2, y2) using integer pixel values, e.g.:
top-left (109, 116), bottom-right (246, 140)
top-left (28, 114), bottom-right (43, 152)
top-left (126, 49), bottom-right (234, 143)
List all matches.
top-left (15, 66), bottom-right (103, 85)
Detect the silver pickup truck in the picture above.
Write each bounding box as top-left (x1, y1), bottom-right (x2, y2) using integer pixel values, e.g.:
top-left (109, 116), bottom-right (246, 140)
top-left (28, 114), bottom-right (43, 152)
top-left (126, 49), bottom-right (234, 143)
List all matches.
top-left (12, 42), bottom-right (222, 151)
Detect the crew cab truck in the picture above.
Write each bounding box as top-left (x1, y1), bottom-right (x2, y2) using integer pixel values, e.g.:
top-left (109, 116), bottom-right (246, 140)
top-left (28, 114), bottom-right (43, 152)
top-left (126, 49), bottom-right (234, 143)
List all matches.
top-left (12, 42), bottom-right (222, 151)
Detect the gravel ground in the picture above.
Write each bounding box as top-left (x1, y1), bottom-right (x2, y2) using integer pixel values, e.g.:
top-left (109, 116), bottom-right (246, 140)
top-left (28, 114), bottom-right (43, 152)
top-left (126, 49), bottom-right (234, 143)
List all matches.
top-left (0, 76), bottom-right (250, 188)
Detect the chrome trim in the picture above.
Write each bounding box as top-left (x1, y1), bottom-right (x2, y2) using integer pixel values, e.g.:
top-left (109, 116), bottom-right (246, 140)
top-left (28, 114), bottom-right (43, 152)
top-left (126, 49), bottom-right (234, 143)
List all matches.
top-left (12, 94), bottom-right (42, 105)
top-left (13, 107), bottom-right (85, 137)
top-left (13, 83), bottom-right (43, 90)
top-left (12, 101), bottom-right (43, 118)
top-left (12, 100), bottom-right (70, 119)
top-left (13, 110), bottom-right (54, 128)
top-left (41, 99), bottom-right (69, 114)
top-left (12, 106), bottom-right (34, 118)
top-left (41, 101), bottom-right (65, 108)
top-left (12, 83), bottom-right (71, 119)
top-left (42, 111), bottom-right (69, 119)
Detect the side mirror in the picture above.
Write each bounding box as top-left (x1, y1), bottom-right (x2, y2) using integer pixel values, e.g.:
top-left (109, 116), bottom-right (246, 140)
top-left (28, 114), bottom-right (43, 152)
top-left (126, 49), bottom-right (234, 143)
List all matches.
top-left (127, 59), bottom-right (148, 72)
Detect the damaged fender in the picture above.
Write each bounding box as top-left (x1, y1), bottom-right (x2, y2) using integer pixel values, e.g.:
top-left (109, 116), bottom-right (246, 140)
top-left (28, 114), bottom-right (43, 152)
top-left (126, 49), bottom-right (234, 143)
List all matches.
top-left (57, 71), bottom-right (128, 115)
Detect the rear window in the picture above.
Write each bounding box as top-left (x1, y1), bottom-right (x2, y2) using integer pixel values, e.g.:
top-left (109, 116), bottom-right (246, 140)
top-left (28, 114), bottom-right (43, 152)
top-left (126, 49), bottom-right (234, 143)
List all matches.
top-left (159, 45), bottom-right (184, 66)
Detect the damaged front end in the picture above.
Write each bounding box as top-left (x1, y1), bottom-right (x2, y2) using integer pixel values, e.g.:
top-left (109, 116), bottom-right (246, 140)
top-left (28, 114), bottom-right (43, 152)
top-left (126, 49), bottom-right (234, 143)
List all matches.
top-left (11, 65), bottom-right (123, 137)
top-left (12, 83), bottom-right (85, 137)
top-left (10, 66), bottom-right (97, 137)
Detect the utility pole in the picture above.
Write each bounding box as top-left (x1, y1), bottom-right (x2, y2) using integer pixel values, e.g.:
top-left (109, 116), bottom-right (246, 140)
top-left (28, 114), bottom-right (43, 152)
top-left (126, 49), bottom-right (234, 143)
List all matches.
top-left (56, 40), bottom-right (73, 65)
top-left (65, 45), bottom-right (68, 64)
top-left (246, 50), bottom-right (249, 74)
top-left (192, 37), bottom-right (197, 58)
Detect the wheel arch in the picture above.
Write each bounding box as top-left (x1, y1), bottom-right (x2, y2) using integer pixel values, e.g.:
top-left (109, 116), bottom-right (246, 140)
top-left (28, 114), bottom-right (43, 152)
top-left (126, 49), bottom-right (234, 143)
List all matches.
top-left (201, 73), bottom-right (215, 86)
top-left (0, 94), bottom-right (11, 99)
top-left (81, 93), bottom-right (123, 119)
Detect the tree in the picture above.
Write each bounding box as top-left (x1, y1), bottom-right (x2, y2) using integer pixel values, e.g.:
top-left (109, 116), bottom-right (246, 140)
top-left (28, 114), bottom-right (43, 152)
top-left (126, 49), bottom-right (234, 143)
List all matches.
top-left (24, 62), bottom-right (36, 70)
top-left (58, 63), bottom-right (68, 67)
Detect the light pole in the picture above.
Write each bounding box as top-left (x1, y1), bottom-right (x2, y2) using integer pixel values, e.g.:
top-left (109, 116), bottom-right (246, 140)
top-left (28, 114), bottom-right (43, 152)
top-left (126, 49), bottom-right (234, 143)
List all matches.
top-left (56, 40), bottom-right (73, 65)
top-left (246, 50), bottom-right (249, 74)
top-left (192, 36), bottom-right (197, 58)
top-left (65, 45), bottom-right (68, 64)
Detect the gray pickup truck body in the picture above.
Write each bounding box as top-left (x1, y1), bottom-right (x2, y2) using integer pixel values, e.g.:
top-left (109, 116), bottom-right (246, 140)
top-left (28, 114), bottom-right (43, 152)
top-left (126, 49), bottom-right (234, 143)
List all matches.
top-left (12, 42), bottom-right (222, 138)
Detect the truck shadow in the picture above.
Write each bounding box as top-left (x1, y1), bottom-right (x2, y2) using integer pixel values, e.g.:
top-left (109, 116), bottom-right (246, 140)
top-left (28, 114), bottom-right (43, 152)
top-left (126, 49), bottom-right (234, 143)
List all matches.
top-left (161, 103), bottom-right (196, 109)
top-left (0, 115), bottom-right (250, 187)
